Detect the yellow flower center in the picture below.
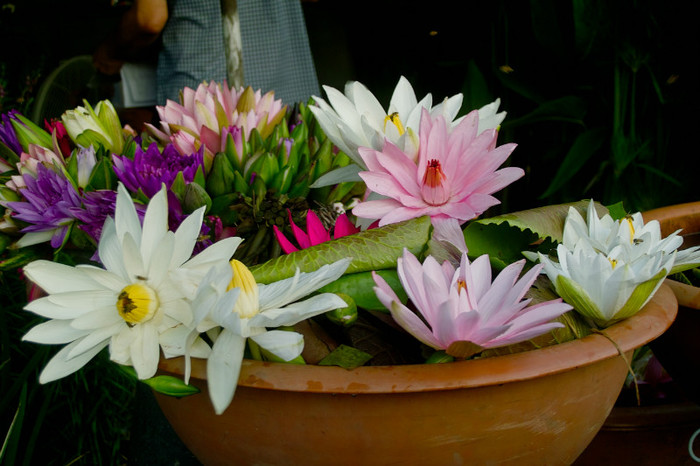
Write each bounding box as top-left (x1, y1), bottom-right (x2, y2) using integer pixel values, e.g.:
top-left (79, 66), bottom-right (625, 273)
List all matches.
top-left (384, 112), bottom-right (405, 135)
top-left (116, 284), bottom-right (159, 324)
top-left (228, 259), bottom-right (260, 319)
top-left (609, 258), bottom-right (618, 269)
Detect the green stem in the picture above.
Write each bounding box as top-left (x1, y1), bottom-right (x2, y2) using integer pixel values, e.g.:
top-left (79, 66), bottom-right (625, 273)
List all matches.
top-left (248, 339), bottom-right (263, 361)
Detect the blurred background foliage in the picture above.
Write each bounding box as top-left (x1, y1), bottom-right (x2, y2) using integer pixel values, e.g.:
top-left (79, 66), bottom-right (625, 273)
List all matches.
top-left (1, 0), bottom-right (698, 463)
top-left (306, 0), bottom-right (698, 213)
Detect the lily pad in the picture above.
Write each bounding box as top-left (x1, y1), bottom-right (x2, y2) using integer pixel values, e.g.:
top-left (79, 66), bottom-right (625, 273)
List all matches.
top-left (469, 200), bottom-right (608, 253)
top-left (251, 216), bottom-right (432, 284)
top-left (318, 344), bottom-right (373, 369)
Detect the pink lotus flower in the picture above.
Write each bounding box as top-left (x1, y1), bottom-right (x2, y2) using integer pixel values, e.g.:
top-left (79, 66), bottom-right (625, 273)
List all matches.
top-left (146, 82), bottom-right (286, 167)
top-left (273, 210), bottom-right (360, 254)
top-left (373, 249), bottom-right (572, 358)
top-left (352, 108), bottom-right (523, 227)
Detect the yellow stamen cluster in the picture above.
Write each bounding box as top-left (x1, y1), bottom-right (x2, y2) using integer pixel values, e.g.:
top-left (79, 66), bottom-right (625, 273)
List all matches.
top-left (229, 259), bottom-right (260, 318)
top-left (384, 112), bottom-right (405, 135)
top-left (116, 284), bottom-right (159, 324)
top-left (609, 258), bottom-right (618, 269)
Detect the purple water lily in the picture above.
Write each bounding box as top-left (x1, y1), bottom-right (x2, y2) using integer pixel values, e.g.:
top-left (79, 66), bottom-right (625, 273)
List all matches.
top-left (75, 189), bottom-right (118, 243)
top-left (112, 142), bottom-right (204, 198)
top-left (6, 164), bottom-right (83, 248)
top-left (0, 110), bottom-right (23, 157)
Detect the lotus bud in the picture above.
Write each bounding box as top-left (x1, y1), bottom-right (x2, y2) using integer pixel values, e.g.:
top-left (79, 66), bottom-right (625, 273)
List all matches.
top-left (183, 182), bottom-right (212, 214)
top-left (10, 113), bottom-right (53, 152)
top-left (325, 293), bottom-right (358, 327)
top-left (206, 152), bottom-right (236, 197)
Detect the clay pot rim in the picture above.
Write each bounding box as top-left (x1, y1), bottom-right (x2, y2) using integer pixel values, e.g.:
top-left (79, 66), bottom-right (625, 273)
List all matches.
top-left (642, 201), bottom-right (700, 309)
top-left (158, 284), bottom-right (677, 394)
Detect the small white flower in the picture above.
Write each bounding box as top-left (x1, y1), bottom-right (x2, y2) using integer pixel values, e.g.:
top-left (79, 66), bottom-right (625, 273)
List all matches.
top-left (22, 183), bottom-right (240, 382)
top-left (190, 258), bottom-right (351, 414)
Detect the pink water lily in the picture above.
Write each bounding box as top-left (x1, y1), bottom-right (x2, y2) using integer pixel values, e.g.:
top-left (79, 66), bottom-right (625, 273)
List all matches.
top-left (273, 209), bottom-right (360, 254)
top-left (352, 108), bottom-right (523, 227)
top-left (373, 249), bottom-right (572, 358)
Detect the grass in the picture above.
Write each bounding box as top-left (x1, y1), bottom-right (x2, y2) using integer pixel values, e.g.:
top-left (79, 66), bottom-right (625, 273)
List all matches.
top-left (1, 271), bottom-right (137, 466)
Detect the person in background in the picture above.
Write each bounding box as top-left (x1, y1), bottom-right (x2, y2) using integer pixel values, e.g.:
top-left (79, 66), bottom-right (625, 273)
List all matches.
top-left (93, 0), bottom-right (320, 128)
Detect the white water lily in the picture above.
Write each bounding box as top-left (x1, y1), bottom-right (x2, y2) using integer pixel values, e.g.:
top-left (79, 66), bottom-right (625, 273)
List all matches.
top-left (22, 183), bottom-right (241, 382)
top-left (310, 76), bottom-right (505, 187)
top-left (532, 200), bottom-right (700, 327)
top-left (190, 258), bottom-right (351, 414)
top-left (562, 200), bottom-right (700, 273)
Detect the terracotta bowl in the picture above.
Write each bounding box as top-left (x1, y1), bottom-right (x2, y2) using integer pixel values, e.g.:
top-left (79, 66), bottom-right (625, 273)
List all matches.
top-left (156, 285), bottom-right (677, 466)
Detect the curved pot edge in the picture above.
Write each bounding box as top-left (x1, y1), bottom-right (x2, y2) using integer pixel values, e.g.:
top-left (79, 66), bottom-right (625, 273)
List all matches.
top-left (158, 284), bottom-right (677, 394)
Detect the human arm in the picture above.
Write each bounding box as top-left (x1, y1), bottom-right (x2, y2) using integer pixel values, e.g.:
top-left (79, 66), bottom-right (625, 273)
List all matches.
top-left (93, 0), bottom-right (169, 75)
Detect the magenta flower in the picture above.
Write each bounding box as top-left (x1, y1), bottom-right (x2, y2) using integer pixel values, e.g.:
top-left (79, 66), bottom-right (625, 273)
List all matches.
top-left (273, 210), bottom-right (360, 254)
top-left (373, 249), bottom-right (572, 358)
top-left (112, 142), bottom-right (203, 198)
top-left (352, 108), bottom-right (523, 227)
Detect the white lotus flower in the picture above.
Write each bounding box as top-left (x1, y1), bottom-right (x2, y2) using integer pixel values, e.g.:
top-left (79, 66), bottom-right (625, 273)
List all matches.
top-left (22, 183), bottom-right (241, 382)
top-left (532, 200), bottom-right (700, 327)
top-left (309, 76), bottom-right (505, 187)
top-left (190, 258), bottom-right (351, 414)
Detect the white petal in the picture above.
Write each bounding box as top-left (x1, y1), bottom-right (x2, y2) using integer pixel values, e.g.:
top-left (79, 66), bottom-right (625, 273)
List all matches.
top-left (129, 324), bottom-right (161, 379)
top-left (140, 187), bottom-right (169, 269)
top-left (23, 260), bottom-right (101, 294)
top-left (39, 338), bottom-right (109, 383)
top-left (251, 330), bottom-right (303, 361)
top-left (258, 259), bottom-right (351, 310)
top-left (23, 319), bottom-right (89, 344)
top-left (115, 182), bottom-right (142, 245)
top-left (25, 296), bottom-right (90, 320)
top-left (98, 218), bottom-right (129, 279)
top-left (169, 207), bottom-right (205, 267)
top-left (252, 293), bottom-right (347, 328)
top-left (207, 329), bottom-right (246, 415)
top-left (67, 322), bottom-right (124, 360)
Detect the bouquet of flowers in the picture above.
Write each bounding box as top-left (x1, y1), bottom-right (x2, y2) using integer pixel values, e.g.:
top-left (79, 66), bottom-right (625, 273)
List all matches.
top-left (2, 76), bottom-right (699, 417)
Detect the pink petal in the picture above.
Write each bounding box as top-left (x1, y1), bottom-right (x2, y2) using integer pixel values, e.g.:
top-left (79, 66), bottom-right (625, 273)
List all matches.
top-left (273, 225), bottom-right (299, 254)
top-left (333, 214), bottom-right (360, 239)
top-left (305, 210), bottom-right (331, 245)
top-left (288, 210), bottom-right (311, 249)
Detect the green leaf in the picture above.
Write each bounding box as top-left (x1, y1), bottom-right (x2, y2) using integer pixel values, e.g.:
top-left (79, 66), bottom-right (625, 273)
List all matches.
top-left (540, 127), bottom-right (607, 198)
top-left (251, 216), bottom-right (432, 284)
top-left (611, 270), bottom-right (667, 324)
top-left (318, 344), bottom-right (373, 369)
top-left (463, 222), bottom-right (538, 270)
top-left (317, 269), bottom-right (407, 311)
top-left (605, 201), bottom-right (627, 221)
top-left (117, 365), bottom-right (199, 397)
top-left (0, 384), bottom-right (26, 464)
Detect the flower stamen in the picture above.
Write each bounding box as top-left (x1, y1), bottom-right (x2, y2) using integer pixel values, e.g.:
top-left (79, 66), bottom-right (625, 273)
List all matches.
top-left (116, 284), bottom-right (159, 324)
top-left (384, 112), bottom-right (405, 135)
top-left (229, 259), bottom-right (260, 318)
